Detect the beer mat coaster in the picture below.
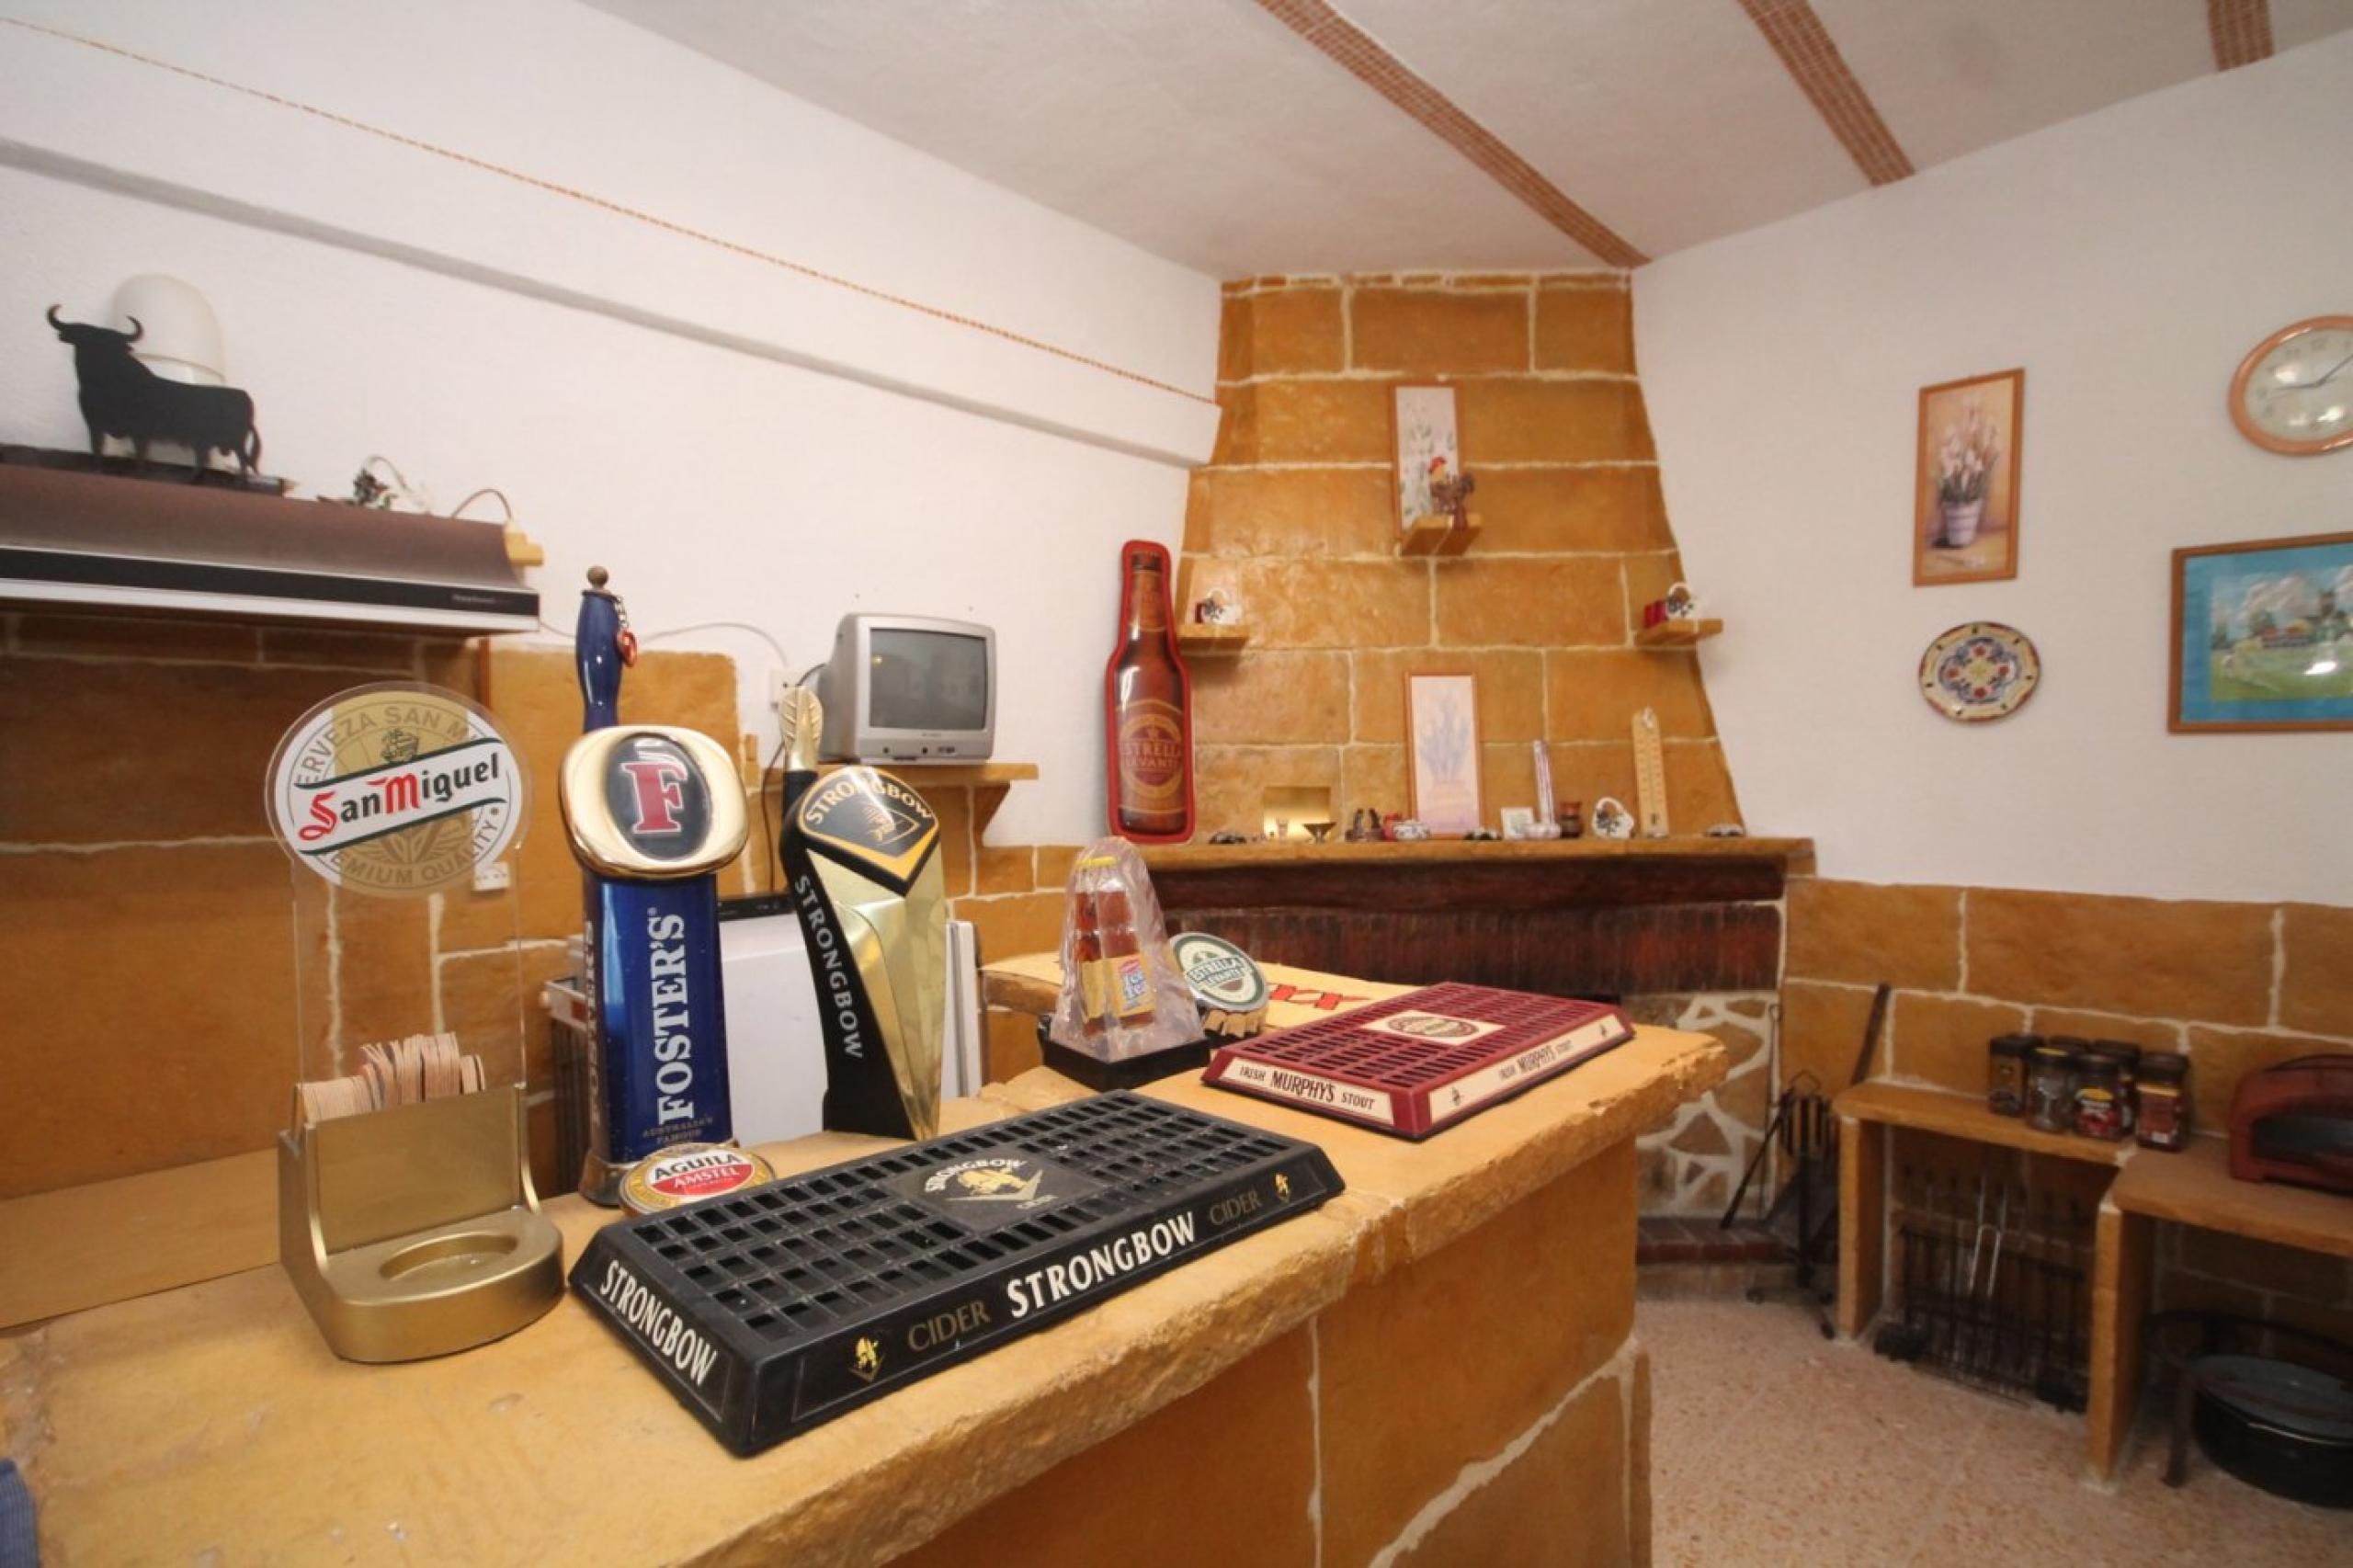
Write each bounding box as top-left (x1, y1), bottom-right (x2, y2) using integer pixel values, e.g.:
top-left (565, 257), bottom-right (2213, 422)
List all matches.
top-left (1202, 982), bottom-right (1632, 1140)
top-left (571, 1092), bottom-right (1342, 1455)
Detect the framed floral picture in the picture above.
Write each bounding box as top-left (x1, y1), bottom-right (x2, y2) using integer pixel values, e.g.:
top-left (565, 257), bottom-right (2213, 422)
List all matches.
top-left (2171, 530), bottom-right (2353, 732)
top-left (1404, 672), bottom-right (1483, 835)
top-left (1914, 369), bottom-right (2024, 585)
top-left (1392, 385), bottom-right (1461, 535)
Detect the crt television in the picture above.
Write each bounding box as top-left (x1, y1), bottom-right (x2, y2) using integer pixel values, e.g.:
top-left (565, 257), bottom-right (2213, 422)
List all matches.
top-left (816, 614), bottom-right (996, 763)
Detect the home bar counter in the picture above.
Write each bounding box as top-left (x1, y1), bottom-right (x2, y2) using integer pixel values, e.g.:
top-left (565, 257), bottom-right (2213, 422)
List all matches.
top-left (2, 962), bottom-right (1724, 1567)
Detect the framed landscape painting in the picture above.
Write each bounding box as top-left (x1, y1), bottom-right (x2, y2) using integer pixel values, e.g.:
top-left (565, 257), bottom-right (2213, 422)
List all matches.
top-left (1914, 369), bottom-right (2024, 585)
top-left (2171, 530), bottom-right (2353, 733)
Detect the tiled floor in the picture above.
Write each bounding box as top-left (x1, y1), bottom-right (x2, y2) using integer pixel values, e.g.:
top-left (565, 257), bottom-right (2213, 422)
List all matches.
top-left (1642, 1298), bottom-right (2352, 1566)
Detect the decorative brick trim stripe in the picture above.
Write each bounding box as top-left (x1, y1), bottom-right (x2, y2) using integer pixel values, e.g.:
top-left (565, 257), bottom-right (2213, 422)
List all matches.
top-left (1253, 0), bottom-right (1649, 267)
top-left (1736, 0), bottom-right (1915, 186)
top-left (2207, 0), bottom-right (2274, 69)
top-left (0, 17), bottom-right (1216, 408)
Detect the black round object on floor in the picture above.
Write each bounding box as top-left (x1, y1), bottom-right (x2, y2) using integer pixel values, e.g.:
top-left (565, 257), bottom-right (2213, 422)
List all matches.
top-left (2190, 1354), bottom-right (2353, 1509)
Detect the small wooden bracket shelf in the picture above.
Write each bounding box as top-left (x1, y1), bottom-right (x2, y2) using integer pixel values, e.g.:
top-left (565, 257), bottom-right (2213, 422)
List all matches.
top-left (1176, 623), bottom-right (1250, 656)
top-left (1398, 513), bottom-right (1481, 557)
top-left (1634, 618), bottom-right (1722, 649)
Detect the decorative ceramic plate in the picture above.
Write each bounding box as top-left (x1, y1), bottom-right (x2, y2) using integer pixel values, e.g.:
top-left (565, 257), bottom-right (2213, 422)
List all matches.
top-left (1920, 622), bottom-right (2040, 722)
top-left (1590, 796), bottom-right (1635, 839)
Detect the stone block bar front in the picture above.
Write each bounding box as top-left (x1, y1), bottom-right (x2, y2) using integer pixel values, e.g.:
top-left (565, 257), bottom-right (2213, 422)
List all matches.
top-left (2, 975), bottom-right (1722, 1567)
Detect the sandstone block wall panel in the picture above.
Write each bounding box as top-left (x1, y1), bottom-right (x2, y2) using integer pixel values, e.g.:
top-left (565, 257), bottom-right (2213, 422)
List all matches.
top-left (1184, 275), bottom-right (1738, 843)
top-left (892, 1328), bottom-right (1321, 1568)
top-left (1316, 1142), bottom-right (1635, 1567)
top-left (0, 619), bottom-right (745, 1202)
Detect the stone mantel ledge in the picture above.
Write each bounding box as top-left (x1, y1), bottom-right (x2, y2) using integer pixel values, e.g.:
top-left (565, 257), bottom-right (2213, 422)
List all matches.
top-left (1145, 835), bottom-right (1814, 872)
top-left (4, 1028), bottom-right (1723, 1568)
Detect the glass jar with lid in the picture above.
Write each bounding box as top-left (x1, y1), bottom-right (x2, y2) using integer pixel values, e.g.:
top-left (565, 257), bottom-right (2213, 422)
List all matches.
top-left (2134, 1052), bottom-right (2191, 1151)
top-left (2087, 1040), bottom-right (2142, 1135)
top-left (1987, 1033), bottom-right (2037, 1116)
top-left (2075, 1054), bottom-right (2127, 1141)
top-left (2027, 1042), bottom-right (2080, 1133)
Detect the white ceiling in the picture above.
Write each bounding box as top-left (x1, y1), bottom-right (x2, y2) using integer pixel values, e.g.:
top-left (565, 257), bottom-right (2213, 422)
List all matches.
top-left (580, 0), bottom-right (2353, 276)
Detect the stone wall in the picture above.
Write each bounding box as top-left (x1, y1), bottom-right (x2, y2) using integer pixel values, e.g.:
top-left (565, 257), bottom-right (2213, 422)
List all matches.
top-left (894, 1140), bottom-right (1647, 1568)
top-left (0, 619), bottom-right (741, 1202)
top-left (1783, 877), bottom-right (2353, 1358)
top-left (1626, 993), bottom-right (1776, 1218)
top-left (1181, 272), bottom-right (1739, 840)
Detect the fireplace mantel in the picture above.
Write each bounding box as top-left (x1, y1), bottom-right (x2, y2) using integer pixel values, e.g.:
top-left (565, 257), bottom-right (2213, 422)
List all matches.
top-left (1139, 835), bottom-right (1810, 998)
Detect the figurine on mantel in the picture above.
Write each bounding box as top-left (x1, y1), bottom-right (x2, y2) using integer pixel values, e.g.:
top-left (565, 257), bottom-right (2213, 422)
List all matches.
top-left (1344, 809), bottom-right (1382, 843)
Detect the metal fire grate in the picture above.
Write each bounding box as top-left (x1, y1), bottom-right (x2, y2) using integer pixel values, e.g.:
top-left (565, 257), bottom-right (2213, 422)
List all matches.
top-left (1203, 982), bottom-right (1631, 1140)
top-left (1871, 1169), bottom-right (2090, 1412)
top-left (571, 1092), bottom-right (1342, 1454)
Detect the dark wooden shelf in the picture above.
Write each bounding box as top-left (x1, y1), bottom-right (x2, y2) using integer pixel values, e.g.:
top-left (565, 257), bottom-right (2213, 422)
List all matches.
top-left (0, 453), bottom-right (538, 633)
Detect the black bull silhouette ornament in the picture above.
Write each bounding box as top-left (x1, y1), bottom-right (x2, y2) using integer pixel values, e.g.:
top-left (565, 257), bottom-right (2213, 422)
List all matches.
top-left (47, 305), bottom-right (262, 481)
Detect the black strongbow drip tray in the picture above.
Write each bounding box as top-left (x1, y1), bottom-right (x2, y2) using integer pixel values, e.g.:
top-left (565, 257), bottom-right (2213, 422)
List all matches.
top-left (571, 1091), bottom-right (1342, 1454)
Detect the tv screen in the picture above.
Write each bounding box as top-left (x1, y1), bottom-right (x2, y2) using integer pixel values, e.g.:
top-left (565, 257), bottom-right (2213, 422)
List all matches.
top-left (869, 629), bottom-right (990, 733)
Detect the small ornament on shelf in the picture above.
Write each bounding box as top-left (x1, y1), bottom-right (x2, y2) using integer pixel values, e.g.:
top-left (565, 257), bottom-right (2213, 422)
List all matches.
top-left (1193, 585), bottom-right (1243, 625)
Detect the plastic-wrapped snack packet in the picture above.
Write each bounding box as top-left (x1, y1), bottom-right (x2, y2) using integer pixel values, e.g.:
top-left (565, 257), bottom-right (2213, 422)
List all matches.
top-left (1048, 837), bottom-right (1199, 1062)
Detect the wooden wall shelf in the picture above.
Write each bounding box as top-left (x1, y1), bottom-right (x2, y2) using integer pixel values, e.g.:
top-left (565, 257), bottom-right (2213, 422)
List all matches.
top-left (1834, 1080), bottom-right (2130, 1168)
top-left (1176, 623), bottom-right (1250, 655)
top-left (769, 759), bottom-right (1039, 790)
top-left (1634, 619), bottom-right (1722, 648)
top-left (1398, 514), bottom-right (1480, 557)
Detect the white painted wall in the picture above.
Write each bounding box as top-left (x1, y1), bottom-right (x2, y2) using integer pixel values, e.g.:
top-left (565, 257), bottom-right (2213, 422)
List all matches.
top-left (1639, 33), bottom-right (2353, 905)
top-left (0, 0), bottom-right (1222, 845)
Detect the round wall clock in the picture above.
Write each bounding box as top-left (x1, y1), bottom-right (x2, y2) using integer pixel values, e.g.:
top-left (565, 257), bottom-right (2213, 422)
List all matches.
top-left (1920, 622), bottom-right (2040, 722)
top-left (2230, 315), bottom-right (2353, 455)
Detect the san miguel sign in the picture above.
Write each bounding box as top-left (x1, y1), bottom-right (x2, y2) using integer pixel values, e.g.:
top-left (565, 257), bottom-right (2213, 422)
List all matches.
top-left (267, 685), bottom-right (526, 897)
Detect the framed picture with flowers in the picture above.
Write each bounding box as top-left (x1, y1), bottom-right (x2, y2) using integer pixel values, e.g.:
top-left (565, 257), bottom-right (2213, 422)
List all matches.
top-left (1391, 385), bottom-right (1461, 537)
top-left (1914, 369), bottom-right (2024, 585)
top-left (1404, 671), bottom-right (1483, 835)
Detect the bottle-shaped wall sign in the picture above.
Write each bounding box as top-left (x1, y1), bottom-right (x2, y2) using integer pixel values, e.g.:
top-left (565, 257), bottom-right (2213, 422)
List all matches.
top-left (1103, 540), bottom-right (1195, 842)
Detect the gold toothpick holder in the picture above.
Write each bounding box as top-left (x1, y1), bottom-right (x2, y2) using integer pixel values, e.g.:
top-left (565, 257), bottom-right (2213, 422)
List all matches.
top-left (278, 1084), bottom-right (563, 1362)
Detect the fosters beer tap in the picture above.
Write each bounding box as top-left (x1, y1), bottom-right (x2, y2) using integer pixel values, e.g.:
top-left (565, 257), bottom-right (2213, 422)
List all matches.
top-left (777, 687), bottom-right (948, 1141)
top-left (561, 567), bottom-right (748, 1202)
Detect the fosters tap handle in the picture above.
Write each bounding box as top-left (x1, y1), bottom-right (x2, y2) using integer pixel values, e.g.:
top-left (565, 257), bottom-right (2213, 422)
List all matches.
top-left (576, 565), bottom-right (629, 731)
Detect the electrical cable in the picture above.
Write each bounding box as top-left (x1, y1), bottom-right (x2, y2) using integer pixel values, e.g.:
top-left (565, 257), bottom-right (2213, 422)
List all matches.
top-left (756, 730), bottom-right (788, 895)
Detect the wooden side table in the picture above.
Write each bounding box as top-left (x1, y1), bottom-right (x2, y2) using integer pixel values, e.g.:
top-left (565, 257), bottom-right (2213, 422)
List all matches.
top-left (1835, 1082), bottom-right (2353, 1480)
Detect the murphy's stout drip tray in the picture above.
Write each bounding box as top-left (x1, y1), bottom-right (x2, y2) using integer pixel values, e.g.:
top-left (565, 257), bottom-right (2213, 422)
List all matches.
top-left (571, 1093), bottom-right (1341, 1454)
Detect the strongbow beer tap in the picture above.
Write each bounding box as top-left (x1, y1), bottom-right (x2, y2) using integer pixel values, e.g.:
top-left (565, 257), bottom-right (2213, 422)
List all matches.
top-left (1103, 540), bottom-right (1194, 842)
top-left (777, 687), bottom-right (949, 1142)
top-left (560, 567), bottom-right (748, 1203)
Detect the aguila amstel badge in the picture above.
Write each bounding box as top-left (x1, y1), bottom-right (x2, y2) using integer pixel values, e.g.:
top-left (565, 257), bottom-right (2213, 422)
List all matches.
top-left (620, 1143), bottom-right (777, 1214)
top-left (266, 684), bottom-right (525, 897)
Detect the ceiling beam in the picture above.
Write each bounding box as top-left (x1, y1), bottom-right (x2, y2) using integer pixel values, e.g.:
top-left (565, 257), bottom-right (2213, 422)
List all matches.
top-left (1736, 0), bottom-right (1914, 187)
top-left (1253, 0), bottom-right (1647, 267)
top-left (2208, 0), bottom-right (2275, 69)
